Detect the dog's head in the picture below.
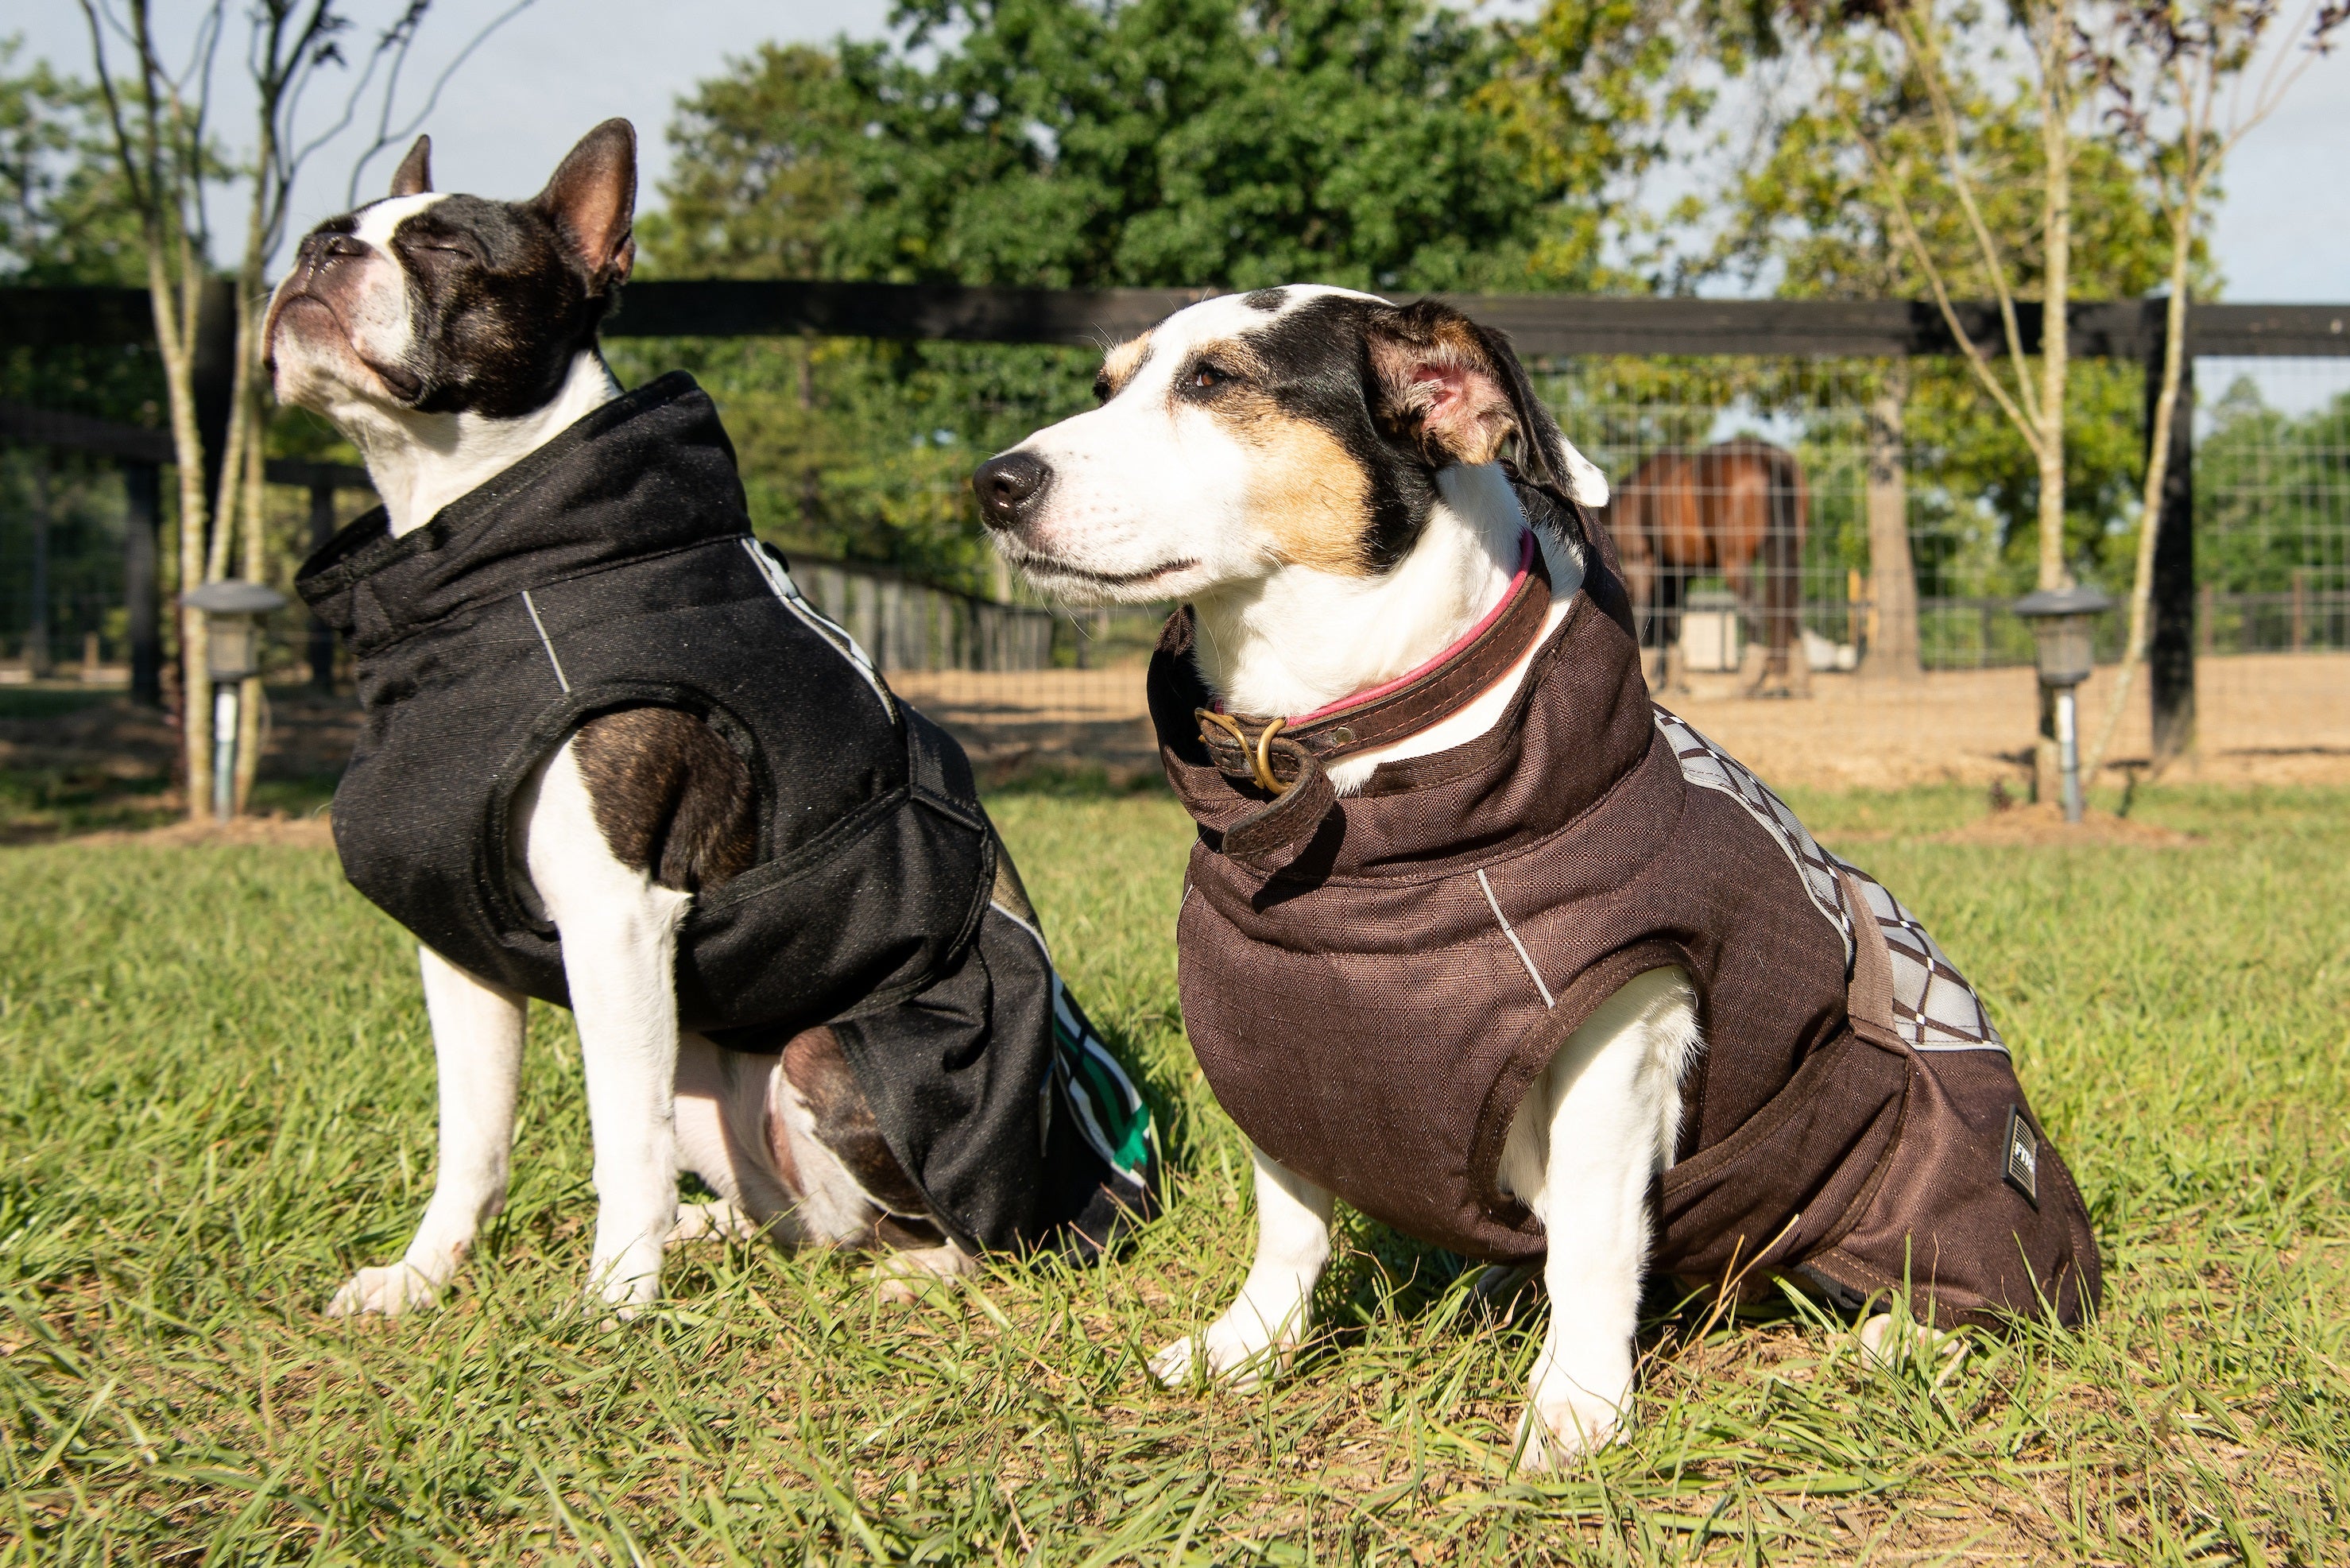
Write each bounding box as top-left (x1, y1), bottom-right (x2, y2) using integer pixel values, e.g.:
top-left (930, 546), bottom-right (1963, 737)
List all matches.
top-left (970, 288), bottom-right (1608, 602)
top-left (266, 119), bottom-right (637, 423)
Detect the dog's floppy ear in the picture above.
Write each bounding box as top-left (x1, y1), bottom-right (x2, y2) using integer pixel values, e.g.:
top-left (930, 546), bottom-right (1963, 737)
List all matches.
top-left (1365, 300), bottom-right (1609, 508)
top-left (530, 118), bottom-right (637, 292)
top-left (389, 135), bottom-right (432, 199)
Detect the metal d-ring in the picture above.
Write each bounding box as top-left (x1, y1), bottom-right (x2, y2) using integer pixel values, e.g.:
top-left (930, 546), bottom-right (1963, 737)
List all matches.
top-left (1194, 707), bottom-right (1292, 797)
top-left (1250, 715), bottom-right (1290, 796)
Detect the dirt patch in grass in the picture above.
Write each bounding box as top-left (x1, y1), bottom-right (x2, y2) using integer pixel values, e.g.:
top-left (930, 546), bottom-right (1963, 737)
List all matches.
top-left (77, 811), bottom-right (335, 849)
top-left (1935, 801), bottom-right (2199, 847)
top-left (904, 655), bottom-right (2350, 790)
top-left (0, 685), bottom-right (350, 840)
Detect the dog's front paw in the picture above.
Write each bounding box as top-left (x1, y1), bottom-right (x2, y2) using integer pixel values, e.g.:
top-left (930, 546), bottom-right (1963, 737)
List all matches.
top-left (1516, 1372), bottom-right (1632, 1469)
top-left (327, 1262), bottom-right (440, 1318)
top-left (668, 1200), bottom-right (760, 1245)
top-left (1148, 1310), bottom-right (1294, 1392)
top-left (1857, 1312), bottom-right (1969, 1378)
top-left (588, 1241), bottom-right (665, 1318)
top-left (873, 1242), bottom-right (978, 1306)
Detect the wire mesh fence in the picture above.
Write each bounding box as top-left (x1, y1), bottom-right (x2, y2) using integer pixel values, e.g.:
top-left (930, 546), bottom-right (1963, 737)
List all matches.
top-left (0, 450), bottom-right (132, 681)
top-left (0, 337), bottom-right (2344, 789)
top-left (2186, 356), bottom-right (2350, 772)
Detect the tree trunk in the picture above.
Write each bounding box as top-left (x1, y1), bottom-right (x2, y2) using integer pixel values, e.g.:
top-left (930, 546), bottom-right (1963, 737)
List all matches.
top-left (151, 250), bottom-right (214, 820)
top-left (1862, 369), bottom-right (1921, 680)
top-left (234, 404), bottom-right (267, 815)
top-left (2033, 6), bottom-right (2075, 803)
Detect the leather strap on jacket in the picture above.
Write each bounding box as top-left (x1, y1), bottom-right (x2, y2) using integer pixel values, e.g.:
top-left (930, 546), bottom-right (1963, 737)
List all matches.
top-left (1189, 538), bottom-right (1554, 869)
top-left (1836, 865), bottom-right (1903, 1050)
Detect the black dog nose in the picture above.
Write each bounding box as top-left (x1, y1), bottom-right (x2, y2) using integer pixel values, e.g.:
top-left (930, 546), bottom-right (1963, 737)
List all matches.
top-left (973, 451), bottom-right (1050, 531)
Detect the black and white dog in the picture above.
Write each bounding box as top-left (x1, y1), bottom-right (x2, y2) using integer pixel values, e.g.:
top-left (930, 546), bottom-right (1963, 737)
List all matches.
top-left (980, 289), bottom-right (1679, 1460)
top-left (975, 288), bottom-right (2096, 1465)
top-left (271, 122), bottom-right (1148, 1318)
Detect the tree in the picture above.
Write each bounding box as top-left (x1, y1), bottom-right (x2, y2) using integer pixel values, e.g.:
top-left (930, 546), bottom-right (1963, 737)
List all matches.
top-left (1857, 0), bottom-right (2092, 610)
top-left (819, 0), bottom-right (1582, 292)
top-left (1754, 0), bottom-right (2174, 797)
top-left (75, 0), bottom-right (231, 815)
top-left (1708, 15), bottom-right (2176, 681)
top-left (637, 43), bottom-right (846, 283)
top-left (0, 38), bottom-right (145, 287)
top-left (2077, 0), bottom-right (2348, 778)
top-left (1492, 0), bottom-right (1765, 287)
top-left (635, 0), bottom-right (1635, 590)
top-left (75, 2), bottom-right (531, 815)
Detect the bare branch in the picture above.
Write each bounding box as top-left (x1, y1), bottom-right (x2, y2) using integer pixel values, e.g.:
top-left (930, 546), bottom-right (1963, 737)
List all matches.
top-left (1846, 114), bottom-right (2046, 455)
top-left (1891, 1), bottom-right (2047, 432)
top-left (346, 0), bottom-right (540, 206)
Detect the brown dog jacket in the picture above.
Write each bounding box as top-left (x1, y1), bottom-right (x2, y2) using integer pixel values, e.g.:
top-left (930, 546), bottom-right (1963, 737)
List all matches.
top-left (1147, 486), bottom-right (2100, 1328)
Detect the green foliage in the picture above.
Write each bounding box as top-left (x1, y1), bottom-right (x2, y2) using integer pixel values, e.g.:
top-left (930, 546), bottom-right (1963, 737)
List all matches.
top-left (1705, 14), bottom-right (2182, 304)
top-left (633, 0), bottom-right (1656, 586)
top-left (0, 37), bottom-right (146, 288)
top-left (1895, 357), bottom-right (2153, 596)
top-left (605, 332), bottom-right (1097, 590)
top-left (632, 44), bottom-right (846, 284)
top-left (821, 0), bottom-right (1579, 293)
top-left (2197, 377), bottom-right (2350, 597)
top-left (1495, 0), bottom-right (1759, 284)
top-left (2, 784), bottom-right (2349, 1558)
top-left (1683, 10), bottom-right (2192, 591)
top-left (0, 37), bottom-right (162, 426)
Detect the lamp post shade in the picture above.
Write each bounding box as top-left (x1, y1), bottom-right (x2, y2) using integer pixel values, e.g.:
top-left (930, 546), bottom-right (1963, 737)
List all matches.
top-left (181, 579), bottom-right (288, 683)
top-left (2013, 584), bottom-right (2115, 689)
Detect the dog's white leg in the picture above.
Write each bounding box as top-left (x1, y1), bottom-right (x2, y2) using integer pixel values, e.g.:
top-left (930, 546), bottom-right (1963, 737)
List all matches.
top-left (525, 744), bottom-right (693, 1313)
top-left (1149, 1144), bottom-right (1333, 1391)
top-left (328, 947), bottom-right (525, 1318)
top-left (1501, 967), bottom-right (1697, 1467)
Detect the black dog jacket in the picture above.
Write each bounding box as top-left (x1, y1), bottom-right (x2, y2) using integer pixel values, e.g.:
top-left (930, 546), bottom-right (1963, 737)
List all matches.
top-left (298, 373), bottom-right (1155, 1255)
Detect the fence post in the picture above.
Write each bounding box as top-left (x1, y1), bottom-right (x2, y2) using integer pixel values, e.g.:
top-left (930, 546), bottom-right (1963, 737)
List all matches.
top-left (26, 463), bottom-right (52, 676)
top-left (122, 459), bottom-right (163, 707)
top-left (2147, 331), bottom-right (2197, 761)
top-left (192, 278), bottom-right (238, 521)
top-left (308, 481), bottom-right (339, 691)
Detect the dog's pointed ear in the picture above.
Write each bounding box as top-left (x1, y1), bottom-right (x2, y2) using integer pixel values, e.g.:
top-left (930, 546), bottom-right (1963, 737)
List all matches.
top-left (389, 135), bottom-right (432, 198)
top-left (531, 118), bottom-right (637, 292)
top-left (1366, 300), bottom-right (1608, 508)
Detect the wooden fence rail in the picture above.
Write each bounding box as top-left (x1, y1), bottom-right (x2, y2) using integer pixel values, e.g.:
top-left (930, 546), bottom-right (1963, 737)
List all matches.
top-left (10, 278), bottom-right (2350, 749)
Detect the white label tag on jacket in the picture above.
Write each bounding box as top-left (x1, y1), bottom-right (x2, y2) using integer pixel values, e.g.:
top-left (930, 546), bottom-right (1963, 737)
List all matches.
top-left (2003, 1105), bottom-right (2040, 1209)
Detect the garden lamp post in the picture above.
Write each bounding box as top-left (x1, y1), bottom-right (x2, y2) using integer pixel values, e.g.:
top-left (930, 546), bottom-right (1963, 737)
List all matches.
top-left (180, 580), bottom-right (287, 822)
top-left (2013, 584), bottom-right (2114, 825)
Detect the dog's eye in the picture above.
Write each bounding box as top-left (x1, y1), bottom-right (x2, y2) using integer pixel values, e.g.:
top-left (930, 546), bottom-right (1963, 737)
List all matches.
top-left (1189, 365), bottom-right (1225, 390)
top-left (1092, 372), bottom-right (1113, 404)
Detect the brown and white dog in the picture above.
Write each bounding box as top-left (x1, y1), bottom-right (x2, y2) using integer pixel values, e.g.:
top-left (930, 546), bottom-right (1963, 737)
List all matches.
top-left (977, 287), bottom-right (1709, 1464)
top-left (269, 122), bottom-right (981, 1315)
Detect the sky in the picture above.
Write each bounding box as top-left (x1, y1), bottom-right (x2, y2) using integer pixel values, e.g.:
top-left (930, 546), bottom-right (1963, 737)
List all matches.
top-left (14, 0), bottom-right (2350, 300)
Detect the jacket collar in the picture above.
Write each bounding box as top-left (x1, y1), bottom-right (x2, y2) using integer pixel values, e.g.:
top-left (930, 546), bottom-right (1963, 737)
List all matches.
top-left (1149, 473), bottom-right (1655, 877)
top-left (296, 371), bottom-right (748, 650)
top-left (1187, 530), bottom-right (1553, 796)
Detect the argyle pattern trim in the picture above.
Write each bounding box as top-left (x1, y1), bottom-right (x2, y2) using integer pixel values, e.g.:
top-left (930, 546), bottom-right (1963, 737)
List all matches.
top-left (1655, 709), bottom-right (1853, 955)
top-left (1654, 709), bottom-right (2007, 1056)
top-left (1826, 859), bottom-right (2009, 1054)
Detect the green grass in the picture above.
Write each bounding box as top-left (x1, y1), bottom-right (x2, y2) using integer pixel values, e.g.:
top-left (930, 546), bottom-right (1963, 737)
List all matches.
top-left (2, 783), bottom-right (2347, 1562)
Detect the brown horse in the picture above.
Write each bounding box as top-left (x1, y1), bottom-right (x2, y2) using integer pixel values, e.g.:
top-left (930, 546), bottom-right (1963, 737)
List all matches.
top-left (1604, 439), bottom-right (1809, 695)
